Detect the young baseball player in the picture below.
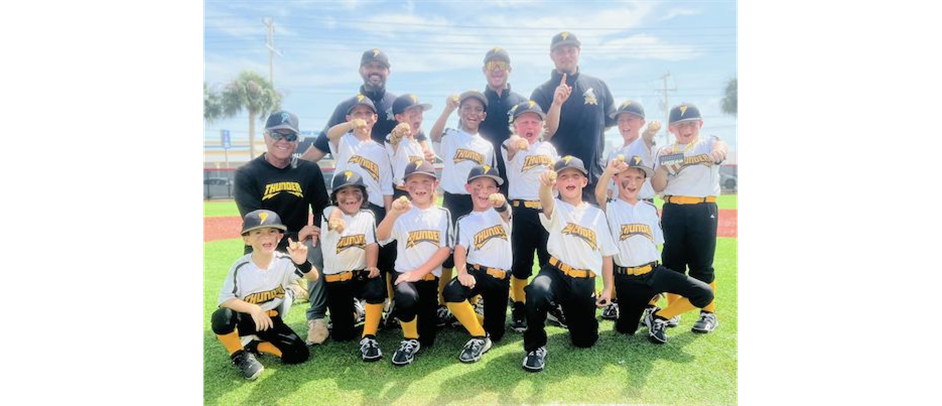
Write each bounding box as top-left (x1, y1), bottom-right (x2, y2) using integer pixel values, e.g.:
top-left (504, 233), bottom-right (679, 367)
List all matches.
top-left (429, 90), bottom-right (498, 326)
top-left (376, 160), bottom-right (453, 366)
top-left (441, 164), bottom-right (512, 363)
top-left (598, 100), bottom-right (660, 321)
top-left (595, 156), bottom-right (714, 343)
top-left (521, 156), bottom-right (618, 372)
top-left (319, 171), bottom-right (388, 360)
top-left (651, 103), bottom-right (728, 333)
top-left (386, 94), bottom-right (437, 197)
top-left (500, 100), bottom-right (560, 332)
top-left (211, 209), bottom-right (320, 380)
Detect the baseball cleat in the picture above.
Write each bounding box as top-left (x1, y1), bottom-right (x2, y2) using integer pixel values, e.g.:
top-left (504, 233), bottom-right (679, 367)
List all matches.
top-left (359, 336), bottom-right (382, 362)
top-left (510, 302), bottom-right (527, 332)
top-left (231, 350), bottom-right (264, 381)
top-left (667, 315), bottom-right (681, 328)
top-left (354, 299), bottom-right (366, 325)
top-left (600, 303), bottom-right (619, 320)
top-left (458, 336), bottom-right (492, 363)
top-left (547, 304), bottom-right (568, 329)
top-left (436, 305), bottom-right (452, 328)
top-left (522, 346), bottom-right (547, 372)
top-left (691, 312), bottom-right (718, 334)
top-left (391, 339), bottom-right (421, 366)
top-left (639, 306), bottom-right (660, 330)
top-left (648, 317), bottom-right (669, 344)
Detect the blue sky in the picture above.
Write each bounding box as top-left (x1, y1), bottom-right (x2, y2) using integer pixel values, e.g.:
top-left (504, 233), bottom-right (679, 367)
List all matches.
top-left (204, 0), bottom-right (737, 163)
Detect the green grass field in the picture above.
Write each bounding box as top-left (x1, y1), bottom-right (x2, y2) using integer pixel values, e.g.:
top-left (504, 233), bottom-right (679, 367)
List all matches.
top-left (204, 194), bottom-right (737, 218)
top-left (203, 236), bottom-right (737, 405)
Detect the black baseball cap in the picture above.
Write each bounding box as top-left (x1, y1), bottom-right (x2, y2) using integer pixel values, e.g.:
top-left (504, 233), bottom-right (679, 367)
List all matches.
top-left (459, 90), bottom-right (488, 111)
top-left (330, 170), bottom-right (369, 205)
top-left (551, 32), bottom-right (581, 51)
top-left (466, 164), bottom-right (503, 185)
top-left (669, 103), bottom-right (702, 125)
top-left (621, 155), bottom-right (654, 178)
top-left (509, 100), bottom-right (546, 122)
top-left (241, 209), bottom-right (288, 235)
top-left (553, 155), bottom-right (588, 176)
top-left (361, 48), bottom-right (390, 68)
top-left (265, 111), bottom-right (300, 134)
top-left (610, 100), bottom-right (646, 120)
top-left (403, 159), bottom-right (438, 180)
top-left (484, 47), bottom-right (510, 64)
top-left (392, 94), bottom-right (433, 115)
top-left (347, 94), bottom-right (377, 115)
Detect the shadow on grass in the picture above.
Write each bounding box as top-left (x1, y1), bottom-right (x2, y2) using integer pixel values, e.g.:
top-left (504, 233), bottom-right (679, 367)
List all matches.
top-left (596, 326), bottom-right (699, 400)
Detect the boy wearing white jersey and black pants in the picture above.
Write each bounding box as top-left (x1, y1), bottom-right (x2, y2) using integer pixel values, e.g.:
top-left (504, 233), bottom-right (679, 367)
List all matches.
top-left (596, 156), bottom-right (713, 343)
top-left (429, 90), bottom-right (498, 325)
top-left (501, 100), bottom-right (560, 332)
top-left (442, 164), bottom-right (512, 363)
top-left (652, 103), bottom-right (728, 333)
top-left (377, 160), bottom-right (453, 366)
top-left (521, 156), bottom-right (618, 372)
top-left (319, 171), bottom-right (387, 360)
top-left (599, 100), bottom-right (660, 320)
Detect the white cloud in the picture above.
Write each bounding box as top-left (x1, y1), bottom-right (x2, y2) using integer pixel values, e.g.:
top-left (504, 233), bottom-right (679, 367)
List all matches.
top-left (597, 34), bottom-right (702, 61)
top-left (661, 7), bottom-right (702, 21)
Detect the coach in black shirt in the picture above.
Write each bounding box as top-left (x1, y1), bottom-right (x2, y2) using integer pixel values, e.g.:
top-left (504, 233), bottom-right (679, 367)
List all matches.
top-left (477, 47), bottom-right (526, 193)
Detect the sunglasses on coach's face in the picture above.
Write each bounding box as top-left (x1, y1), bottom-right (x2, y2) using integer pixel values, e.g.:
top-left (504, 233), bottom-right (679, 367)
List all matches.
top-left (269, 131), bottom-right (299, 142)
top-left (485, 61), bottom-right (509, 72)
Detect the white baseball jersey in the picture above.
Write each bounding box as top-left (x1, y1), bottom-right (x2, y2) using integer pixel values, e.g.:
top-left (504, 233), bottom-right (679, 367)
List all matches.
top-left (605, 198), bottom-right (664, 268)
top-left (501, 140), bottom-right (559, 201)
top-left (319, 207), bottom-right (377, 275)
top-left (380, 206), bottom-right (453, 277)
top-left (218, 253), bottom-right (304, 311)
top-left (455, 209), bottom-right (513, 271)
top-left (330, 133), bottom-right (394, 207)
top-left (540, 199), bottom-right (618, 273)
top-left (605, 138), bottom-right (655, 200)
top-left (386, 135), bottom-right (426, 187)
top-left (654, 135), bottom-right (722, 198)
top-left (438, 128), bottom-right (497, 194)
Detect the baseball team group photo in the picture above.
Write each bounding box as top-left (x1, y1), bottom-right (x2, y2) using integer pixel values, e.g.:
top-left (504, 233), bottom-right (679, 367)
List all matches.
top-left (203, 1), bottom-right (738, 405)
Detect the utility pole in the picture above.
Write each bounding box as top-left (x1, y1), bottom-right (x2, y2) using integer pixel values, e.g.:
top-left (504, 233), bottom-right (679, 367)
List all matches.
top-left (263, 18), bottom-right (282, 87)
top-left (657, 72), bottom-right (677, 146)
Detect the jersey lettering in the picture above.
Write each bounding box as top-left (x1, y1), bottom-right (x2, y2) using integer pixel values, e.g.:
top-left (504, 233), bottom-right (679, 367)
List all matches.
top-left (561, 222), bottom-right (598, 251)
top-left (406, 230), bottom-right (441, 248)
top-left (243, 285), bottom-right (286, 305)
top-left (473, 224), bottom-right (508, 250)
top-left (453, 148), bottom-right (485, 165)
top-left (347, 155), bottom-right (380, 181)
top-left (522, 154), bottom-right (554, 172)
top-left (682, 153), bottom-right (713, 167)
top-left (262, 182), bottom-right (304, 201)
top-left (336, 234), bottom-right (367, 254)
top-left (619, 223), bottom-right (654, 242)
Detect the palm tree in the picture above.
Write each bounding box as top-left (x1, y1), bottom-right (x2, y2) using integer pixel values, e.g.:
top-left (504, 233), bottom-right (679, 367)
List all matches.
top-left (221, 71), bottom-right (282, 158)
top-left (203, 82), bottom-right (223, 123)
top-left (721, 78), bottom-right (737, 116)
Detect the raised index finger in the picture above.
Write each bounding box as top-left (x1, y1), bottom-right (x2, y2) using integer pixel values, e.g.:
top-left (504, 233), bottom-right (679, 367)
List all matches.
top-left (560, 73), bottom-right (567, 86)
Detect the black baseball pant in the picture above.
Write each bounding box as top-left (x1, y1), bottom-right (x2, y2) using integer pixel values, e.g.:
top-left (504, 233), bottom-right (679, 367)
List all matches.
top-left (510, 204), bottom-right (550, 281)
top-left (523, 264), bottom-right (599, 352)
top-left (211, 307), bottom-right (309, 364)
top-left (325, 271), bottom-right (387, 342)
top-left (442, 266), bottom-right (511, 342)
top-left (392, 272), bottom-right (440, 347)
top-left (661, 202), bottom-right (718, 284)
top-left (613, 265), bottom-right (714, 335)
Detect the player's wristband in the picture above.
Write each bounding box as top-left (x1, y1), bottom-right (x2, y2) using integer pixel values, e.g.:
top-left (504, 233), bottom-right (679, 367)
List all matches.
top-left (295, 261), bottom-right (313, 274)
top-left (495, 202), bottom-right (508, 213)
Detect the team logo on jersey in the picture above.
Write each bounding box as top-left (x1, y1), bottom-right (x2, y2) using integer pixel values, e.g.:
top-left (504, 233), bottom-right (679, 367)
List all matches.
top-left (619, 224), bottom-right (654, 242)
top-left (522, 155), bottom-right (554, 172)
top-left (473, 224), bottom-right (508, 250)
top-left (583, 88), bottom-right (598, 105)
top-left (262, 182), bottom-right (304, 201)
top-left (348, 155), bottom-right (380, 181)
top-left (561, 222), bottom-right (598, 251)
top-left (406, 230), bottom-right (441, 248)
top-left (453, 148), bottom-right (485, 165)
top-left (336, 234), bottom-right (367, 254)
top-left (243, 285), bottom-right (285, 305)
top-left (682, 153), bottom-right (713, 167)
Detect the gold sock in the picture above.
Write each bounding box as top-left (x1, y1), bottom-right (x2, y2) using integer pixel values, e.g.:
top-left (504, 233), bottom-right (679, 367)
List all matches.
top-left (656, 297), bottom-right (696, 319)
top-left (386, 277), bottom-right (395, 304)
top-left (401, 318), bottom-right (419, 340)
top-left (703, 281), bottom-right (717, 313)
top-left (447, 300), bottom-right (486, 337)
top-left (362, 303), bottom-right (384, 338)
top-left (438, 268), bottom-right (453, 305)
top-left (476, 313), bottom-right (484, 325)
top-left (666, 293), bottom-right (682, 307)
top-left (256, 341), bottom-right (282, 358)
top-left (216, 330), bottom-right (244, 355)
top-left (509, 284), bottom-right (516, 302)
top-left (511, 276), bottom-right (528, 304)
